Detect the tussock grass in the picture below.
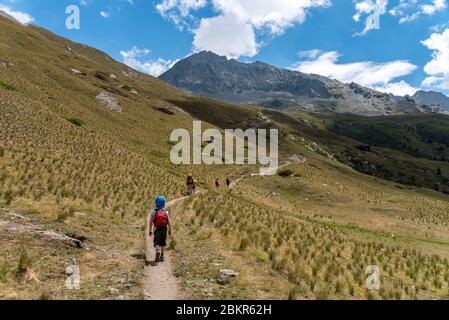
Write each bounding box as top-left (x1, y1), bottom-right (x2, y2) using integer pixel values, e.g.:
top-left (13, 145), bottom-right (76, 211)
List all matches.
top-left (15, 247), bottom-right (32, 279)
top-left (0, 15), bottom-right (250, 299)
top-left (180, 191), bottom-right (449, 299)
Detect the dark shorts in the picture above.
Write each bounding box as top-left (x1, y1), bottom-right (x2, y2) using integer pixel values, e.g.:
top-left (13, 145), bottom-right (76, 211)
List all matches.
top-left (154, 227), bottom-right (167, 247)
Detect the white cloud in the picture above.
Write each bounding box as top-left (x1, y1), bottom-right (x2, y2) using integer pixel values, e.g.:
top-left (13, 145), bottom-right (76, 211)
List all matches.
top-left (193, 14), bottom-right (258, 58)
top-left (353, 0), bottom-right (388, 36)
top-left (120, 47), bottom-right (178, 76)
top-left (297, 49), bottom-right (323, 59)
top-left (421, 28), bottom-right (449, 90)
top-left (212, 0), bottom-right (331, 35)
top-left (0, 3), bottom-right (34, 25)
top-left (157, 0), bottom-right (207, 16)
top-left (291, 51), bottom-right (418, 95)
top-left (374, 80), bottom-right (418, 96)
top-left (390, 0), bottom-right (447, 24)
top-left (156, 0), bottom-right (331, 58)
top-left (100, 11), bottom-right (110, 18)
top-left (156, 0), bottom-right (207, 29)
top-left (421, 0), bottom-right (447, 15)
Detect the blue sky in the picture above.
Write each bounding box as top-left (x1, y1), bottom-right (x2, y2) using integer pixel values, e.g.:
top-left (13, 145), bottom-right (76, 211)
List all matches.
top-left (1, 0), bottom-right (448, 96)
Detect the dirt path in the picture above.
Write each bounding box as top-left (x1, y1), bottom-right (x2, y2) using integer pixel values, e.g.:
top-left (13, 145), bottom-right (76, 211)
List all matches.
top-left (142, 197), bottom-right (187, 300)
top-left (142, 163), bottom-right (293, 300)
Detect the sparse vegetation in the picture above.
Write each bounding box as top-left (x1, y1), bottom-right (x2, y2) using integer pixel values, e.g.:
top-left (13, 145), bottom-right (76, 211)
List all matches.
top-left (0, 259), bottom-right (9, 282)
top-left (66, 117), bottom-right (84, 127)
top-left (0, 79), bottom-right (14, 90)
top-left (15, 247), bottom-right (32, 279)
top-left (177, 189), bottom-right (449, 299)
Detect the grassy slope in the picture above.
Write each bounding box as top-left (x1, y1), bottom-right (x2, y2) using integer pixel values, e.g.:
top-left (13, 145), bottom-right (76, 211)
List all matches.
top-left (2, 15), bottom-right (449, 301)
top-left (162, 102), bottom-right (449, 299)
top-left (276, 109), bottom-right (449, 194)
top-left (173, 158), bottom-right (449, 300)
top-left (322, 113), bottom-right (449, 162)
top-left (0, 16), bottom-right (247, 299)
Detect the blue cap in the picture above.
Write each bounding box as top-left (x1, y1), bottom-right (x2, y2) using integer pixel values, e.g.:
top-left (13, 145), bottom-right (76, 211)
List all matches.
top-left (155, 195), bottom-right (166, 209)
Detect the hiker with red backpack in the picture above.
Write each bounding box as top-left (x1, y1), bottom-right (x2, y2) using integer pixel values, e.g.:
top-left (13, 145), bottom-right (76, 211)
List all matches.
top-left (149, 195), bottom-right (172, 263)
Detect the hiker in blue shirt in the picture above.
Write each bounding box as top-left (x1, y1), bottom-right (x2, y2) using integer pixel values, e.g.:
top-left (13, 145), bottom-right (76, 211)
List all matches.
top-left (149, 195), bottom-right (172, 262)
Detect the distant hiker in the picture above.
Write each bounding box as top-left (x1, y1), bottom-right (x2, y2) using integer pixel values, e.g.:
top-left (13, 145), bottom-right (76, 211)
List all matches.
top-left (226, 177), bottom-right (231, 188)
top-left (149, 195), bottom-right (172, 263)
top-left (186, 173), bottom-right (196, 195)
top-left (215, 179), bottom-right (220, 188)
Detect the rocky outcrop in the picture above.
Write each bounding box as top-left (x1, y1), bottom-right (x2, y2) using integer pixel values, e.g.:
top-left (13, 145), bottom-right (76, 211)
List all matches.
top-left (413, 90), bottom-right (449, 112)
top-left (0, 209), bottom-right (86, 248)
top-left (286, 154), bottom-right (307, 164)
top-left (152, 106), bottom-right (175, 115)
top-left (217, 269), bottom-right (239, 285)
top-left (96, 91), bottom-right (122, 112)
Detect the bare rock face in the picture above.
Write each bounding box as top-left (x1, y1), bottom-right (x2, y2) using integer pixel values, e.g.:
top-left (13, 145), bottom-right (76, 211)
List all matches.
top-left (413, 90), bottom-right (449, 112)
top-left (121, 70), bottom-right (138, 78)
top-left (286, 154), bottom-right (307, 164)
top-left (0, 210), bottom-right (86, 248)
top-left (217, 269), bottom-right (239, 285)
top-left (96, 91), bottom-right (122, 112)
top-left (159, 51), bottom-right (431, 116)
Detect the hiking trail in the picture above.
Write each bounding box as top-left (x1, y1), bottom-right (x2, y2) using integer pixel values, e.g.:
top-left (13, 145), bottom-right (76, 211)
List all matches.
top-left (142, 164), bottom-right (291, 300)
top-left (143, 197), bottom-right (185, 300)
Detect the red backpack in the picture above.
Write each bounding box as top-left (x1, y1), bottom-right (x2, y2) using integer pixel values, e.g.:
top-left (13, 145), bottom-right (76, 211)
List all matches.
top-left (153, 209), bottom-right (168, 229)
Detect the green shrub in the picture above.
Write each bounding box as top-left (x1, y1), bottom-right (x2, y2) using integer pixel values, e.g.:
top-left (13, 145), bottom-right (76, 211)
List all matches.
top-left (67, 117), bottom-right (84, 127)
top-left (0, 80), bottom-right (14, 90)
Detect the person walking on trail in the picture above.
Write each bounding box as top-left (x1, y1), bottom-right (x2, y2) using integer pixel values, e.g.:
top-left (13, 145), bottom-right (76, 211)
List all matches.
top-left (186, 173), bottom-right (196, 196)
top-left (215, 179), bottom-right (220, 188)
top-left (226, 177), bottom-right (231, 188)
top-left (149, 195), bottom-right (172, 263)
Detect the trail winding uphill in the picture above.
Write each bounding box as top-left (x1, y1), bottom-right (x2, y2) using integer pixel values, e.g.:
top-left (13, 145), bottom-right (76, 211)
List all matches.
top-left (142, 162), bottom-right (297, 300)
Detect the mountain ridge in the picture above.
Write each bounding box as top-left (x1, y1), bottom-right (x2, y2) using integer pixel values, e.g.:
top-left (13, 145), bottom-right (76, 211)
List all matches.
top-left (160, 51), bottom-right (442, 117)
top-left (413, 90), bottom-right (449, 112)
